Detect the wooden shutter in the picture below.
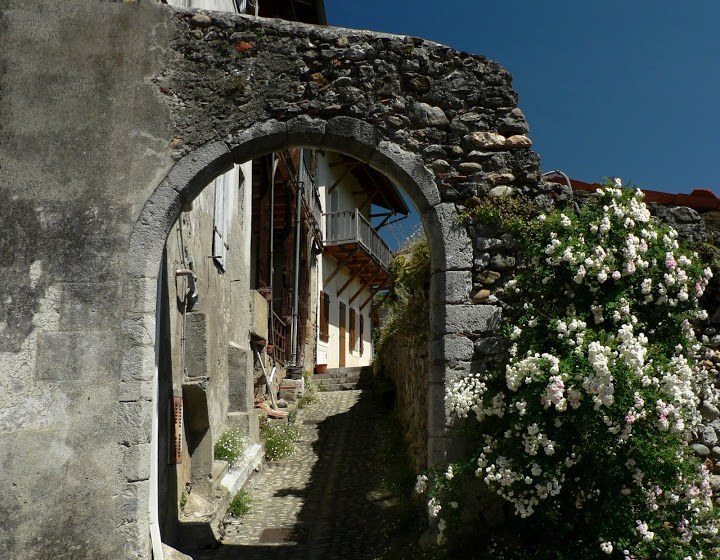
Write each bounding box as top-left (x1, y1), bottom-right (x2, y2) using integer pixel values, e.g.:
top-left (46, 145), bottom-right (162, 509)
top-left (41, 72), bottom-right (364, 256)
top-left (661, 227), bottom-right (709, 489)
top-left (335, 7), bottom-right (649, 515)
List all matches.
top-left (319, 291), bottom-right (329, 342)
top-left (349, 308), bottom-right (356, 352)
top-left (359, 314), bottom-right (364, 356)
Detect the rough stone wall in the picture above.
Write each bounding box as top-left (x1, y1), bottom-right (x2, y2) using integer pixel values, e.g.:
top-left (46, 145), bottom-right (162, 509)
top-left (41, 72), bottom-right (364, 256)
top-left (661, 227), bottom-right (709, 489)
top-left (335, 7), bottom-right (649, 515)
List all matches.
top-left (379, 287), bottom-right (430, 473)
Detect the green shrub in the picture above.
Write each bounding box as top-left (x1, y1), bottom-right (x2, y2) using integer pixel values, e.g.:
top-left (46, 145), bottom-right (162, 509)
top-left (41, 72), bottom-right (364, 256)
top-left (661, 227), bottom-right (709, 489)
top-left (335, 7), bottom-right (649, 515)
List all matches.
top-left (214, 428), bottom-right (247, 465)
top-left (377, 232), bottom-right (431, 352)
top-left (228, 489), bottom-right (252, 517)
top-left (260, 420), bottom-right (300, 461)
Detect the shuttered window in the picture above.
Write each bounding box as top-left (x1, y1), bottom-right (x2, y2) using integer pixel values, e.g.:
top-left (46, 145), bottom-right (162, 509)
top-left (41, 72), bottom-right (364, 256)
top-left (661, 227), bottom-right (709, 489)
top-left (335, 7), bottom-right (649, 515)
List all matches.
top-left (349, 308), bottom-right (356, 352)
top-left (212, 171), bottom-right (231, 271)
top-left (319, 291), bottom-right (329, 342)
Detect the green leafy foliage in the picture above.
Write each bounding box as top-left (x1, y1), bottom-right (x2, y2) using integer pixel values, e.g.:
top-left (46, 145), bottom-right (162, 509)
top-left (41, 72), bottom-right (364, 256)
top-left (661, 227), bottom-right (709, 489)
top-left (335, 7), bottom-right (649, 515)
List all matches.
top-left (228, 489), bottom-right (253, 517)
top-left (377, 233), bottom-right (431, 352)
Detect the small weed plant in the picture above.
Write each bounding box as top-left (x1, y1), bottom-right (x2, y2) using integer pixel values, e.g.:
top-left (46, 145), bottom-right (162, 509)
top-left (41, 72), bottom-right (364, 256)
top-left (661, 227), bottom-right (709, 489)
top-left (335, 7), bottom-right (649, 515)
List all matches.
top-left (260, 420), bottom-right (300, 461)
top-left (297, 370), bottom-right (319, 409)
top-left (228, 489), bottom-right (253, 517)
top-left (421, 183), bottom-right (720, 558)
top-left (214, 428), bottom-right (247, 466)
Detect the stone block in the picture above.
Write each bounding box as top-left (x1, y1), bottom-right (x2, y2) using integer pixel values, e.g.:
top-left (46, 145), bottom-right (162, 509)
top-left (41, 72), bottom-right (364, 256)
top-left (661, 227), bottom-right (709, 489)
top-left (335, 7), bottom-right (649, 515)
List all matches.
top-left (127, 277), bottom-right (159, 314)
top-left (228, 342), bottom-right (253, 413)
top-left (117, 401), bottom-right (152, 446)
top-left (230, 119), bottom-right (288, 164)
top-left (117, 521), bottom-right (151, 560)
top-left (121, 314), bottom-right (155, 346)
top-left (422, 203), bottom-right (473, 272)
top-left (184, 313), bottom-right (208, 378)
top-left (250, 290), bottom-right (268, 340)
top-left (118, 379), bottom-right (153, 403)
top-left (323, 116), bottom-right (383, 162)
top-left (121, 345), bottom-right (155, 383)
top-left (226, 411), bottom-right (260, 444)
top-left (117, 479), bottom-right (150, 526)
top-left (427, 381), bottom-right (449, 437)
top-left (430, 304), bottom-right (501, 336)
top-left (369, 140), bottom-right (440, 213)
top-left (168, 141), bottom-right (234, 203)
top-left (429, 334), bottom-right (474, 364)
top-left (429, 270), bottom-right (472, 306)
top-left (122, 444), bottom-right (151, 483)
top-left (427, 434), bottom-right (450, 467)
top-left (129, 185), bottom-right (184, 278)
top-left (286, 114), bottom-right (327, 148)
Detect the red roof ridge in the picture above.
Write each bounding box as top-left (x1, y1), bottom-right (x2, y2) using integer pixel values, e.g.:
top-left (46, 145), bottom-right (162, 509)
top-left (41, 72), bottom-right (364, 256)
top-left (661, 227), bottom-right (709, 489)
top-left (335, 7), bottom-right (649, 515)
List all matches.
top-left (543, 175), bottom-right (720, 213)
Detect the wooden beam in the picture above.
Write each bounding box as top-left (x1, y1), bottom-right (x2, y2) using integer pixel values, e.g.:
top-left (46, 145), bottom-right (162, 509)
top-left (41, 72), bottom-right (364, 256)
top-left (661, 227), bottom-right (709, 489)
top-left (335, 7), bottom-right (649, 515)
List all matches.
top-left (348, 270), bottom-right (380, 305)
top-left (359, 282), bottom-right (390, 311)
top-left (323, 249), bottom-right (357, 288)
top-left (327, 161), bottom-right (359, 195)
top-left (336, 267), bottom-right (363, 297)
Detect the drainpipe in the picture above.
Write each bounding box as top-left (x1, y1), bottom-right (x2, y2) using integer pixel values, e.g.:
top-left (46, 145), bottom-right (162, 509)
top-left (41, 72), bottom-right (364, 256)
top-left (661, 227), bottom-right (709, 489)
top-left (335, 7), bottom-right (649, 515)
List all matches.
top-left (269, 155), bottom-right (278, 362)
top-left (150, 262), bottom-right (165, 560)
top-left (290, 153), bottom-right (304, 365)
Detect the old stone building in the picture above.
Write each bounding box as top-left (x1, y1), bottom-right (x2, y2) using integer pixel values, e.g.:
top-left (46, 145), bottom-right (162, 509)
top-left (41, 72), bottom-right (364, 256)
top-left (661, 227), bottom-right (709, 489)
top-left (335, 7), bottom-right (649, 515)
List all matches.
top-left (0, 1), bottom-right (551, 558)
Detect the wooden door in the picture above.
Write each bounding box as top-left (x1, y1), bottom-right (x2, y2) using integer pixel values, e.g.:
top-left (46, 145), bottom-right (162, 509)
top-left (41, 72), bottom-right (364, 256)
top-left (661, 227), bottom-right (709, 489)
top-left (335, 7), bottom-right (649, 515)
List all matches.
top-left (339, 302), bottom-right (346, 368)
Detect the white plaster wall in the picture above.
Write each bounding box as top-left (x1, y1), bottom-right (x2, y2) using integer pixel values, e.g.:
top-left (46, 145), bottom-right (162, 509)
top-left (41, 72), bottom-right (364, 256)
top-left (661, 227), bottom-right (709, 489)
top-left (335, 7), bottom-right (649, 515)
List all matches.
top-left (315, 151), bottom-right (376, 370)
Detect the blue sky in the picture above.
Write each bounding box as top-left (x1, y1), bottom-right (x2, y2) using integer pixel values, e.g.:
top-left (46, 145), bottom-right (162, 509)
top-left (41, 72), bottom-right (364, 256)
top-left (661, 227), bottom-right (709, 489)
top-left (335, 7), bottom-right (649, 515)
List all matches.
top-left (326, 1), bottom-right (720, 200)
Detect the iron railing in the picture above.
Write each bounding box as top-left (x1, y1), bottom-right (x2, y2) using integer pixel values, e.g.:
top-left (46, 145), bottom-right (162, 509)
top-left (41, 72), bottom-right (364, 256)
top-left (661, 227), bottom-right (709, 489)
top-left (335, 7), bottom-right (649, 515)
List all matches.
top-left (324, 209), bottom-right (392, 269)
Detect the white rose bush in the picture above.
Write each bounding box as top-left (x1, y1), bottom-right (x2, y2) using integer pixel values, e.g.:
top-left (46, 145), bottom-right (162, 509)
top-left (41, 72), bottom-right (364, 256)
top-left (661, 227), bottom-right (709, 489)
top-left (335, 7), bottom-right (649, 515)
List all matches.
top-left (425, 185), bottom-right (720, 558)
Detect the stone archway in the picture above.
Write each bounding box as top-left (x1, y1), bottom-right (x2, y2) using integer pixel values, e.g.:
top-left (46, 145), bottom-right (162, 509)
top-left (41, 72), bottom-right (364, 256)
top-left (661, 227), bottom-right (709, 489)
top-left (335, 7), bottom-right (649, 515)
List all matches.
top-left (122, 9), bottom-right (542, 555)
top-left (126, 118), bottom-right (461, 553)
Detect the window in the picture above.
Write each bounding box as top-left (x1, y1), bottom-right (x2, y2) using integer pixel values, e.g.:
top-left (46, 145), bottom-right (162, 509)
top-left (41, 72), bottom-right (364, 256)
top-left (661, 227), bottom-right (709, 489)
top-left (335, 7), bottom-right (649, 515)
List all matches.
top-left (359, 314), bottom-right (364, 355)
top-left (319, 291), bottom-right (329, 342)
top-left (349, 308), bottom-right (356, 352)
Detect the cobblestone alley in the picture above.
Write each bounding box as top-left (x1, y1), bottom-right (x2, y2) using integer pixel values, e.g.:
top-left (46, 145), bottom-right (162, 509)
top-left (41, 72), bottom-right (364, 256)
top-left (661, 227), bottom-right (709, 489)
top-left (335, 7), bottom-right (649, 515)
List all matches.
top-left (183, 387), bottom-right (425, 560)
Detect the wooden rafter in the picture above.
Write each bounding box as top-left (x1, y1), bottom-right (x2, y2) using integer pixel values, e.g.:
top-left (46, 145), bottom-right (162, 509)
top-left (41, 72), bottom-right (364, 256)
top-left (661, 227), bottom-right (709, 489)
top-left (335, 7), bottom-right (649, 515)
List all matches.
top-left (359, 281), bottom-right (390, 311)
top-left (327, 161), bottom-right (360, 195)
top-left (348, 269), bottom-right (380, 305)
top-left (336, 267), bottom-right (363, 297)
top-left (323, 249), bottom-right (357, 288)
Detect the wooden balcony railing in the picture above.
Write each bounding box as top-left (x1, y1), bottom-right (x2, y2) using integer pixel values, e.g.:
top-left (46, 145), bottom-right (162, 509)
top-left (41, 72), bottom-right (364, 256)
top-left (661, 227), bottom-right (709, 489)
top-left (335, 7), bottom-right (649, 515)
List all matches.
top-left (324, 209), bottom-right (392, 269)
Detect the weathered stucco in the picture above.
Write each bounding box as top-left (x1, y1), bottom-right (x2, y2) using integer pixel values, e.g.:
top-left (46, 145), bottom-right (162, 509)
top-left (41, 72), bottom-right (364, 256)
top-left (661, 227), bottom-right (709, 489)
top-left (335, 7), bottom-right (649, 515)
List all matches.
top-left (0, 2), bottom-right (545, 558)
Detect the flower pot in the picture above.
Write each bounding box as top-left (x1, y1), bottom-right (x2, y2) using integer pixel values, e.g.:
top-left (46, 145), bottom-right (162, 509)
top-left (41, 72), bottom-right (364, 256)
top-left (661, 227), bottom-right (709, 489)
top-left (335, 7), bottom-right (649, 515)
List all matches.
top-left (315, 364), bottom-right (327, 374)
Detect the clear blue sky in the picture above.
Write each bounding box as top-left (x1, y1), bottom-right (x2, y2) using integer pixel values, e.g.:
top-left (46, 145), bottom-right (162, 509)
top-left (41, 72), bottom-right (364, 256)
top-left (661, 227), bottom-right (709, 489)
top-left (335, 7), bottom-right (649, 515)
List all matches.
top-left (326, 0), bottom-right (720, 198)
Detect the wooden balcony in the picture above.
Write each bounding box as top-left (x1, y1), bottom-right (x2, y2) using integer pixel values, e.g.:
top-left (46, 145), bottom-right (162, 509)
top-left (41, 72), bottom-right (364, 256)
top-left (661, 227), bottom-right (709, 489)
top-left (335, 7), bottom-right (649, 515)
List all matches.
top-left (323, 210), bottom-right (393, 310)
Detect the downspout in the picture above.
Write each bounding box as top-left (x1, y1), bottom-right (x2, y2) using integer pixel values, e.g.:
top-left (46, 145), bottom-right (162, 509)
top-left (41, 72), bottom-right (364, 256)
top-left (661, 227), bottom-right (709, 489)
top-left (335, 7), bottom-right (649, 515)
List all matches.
top-left (291, 153), bottom-right (304, 365)
top-left (150, 262), bottom-right (165, 560)
top-left (269, 155), bottom-right (278, 363)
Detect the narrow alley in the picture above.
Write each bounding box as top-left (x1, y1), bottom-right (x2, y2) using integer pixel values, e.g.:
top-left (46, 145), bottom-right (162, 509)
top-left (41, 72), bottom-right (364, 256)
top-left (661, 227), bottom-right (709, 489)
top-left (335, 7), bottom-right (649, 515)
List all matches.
top-left (183, 383), bottom-right (427, 560)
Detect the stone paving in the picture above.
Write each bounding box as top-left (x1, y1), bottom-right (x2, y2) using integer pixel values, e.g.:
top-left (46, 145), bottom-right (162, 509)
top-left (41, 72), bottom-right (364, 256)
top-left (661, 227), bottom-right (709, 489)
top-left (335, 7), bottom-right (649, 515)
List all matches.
top-left (184, 388), bottom-right (422, 560)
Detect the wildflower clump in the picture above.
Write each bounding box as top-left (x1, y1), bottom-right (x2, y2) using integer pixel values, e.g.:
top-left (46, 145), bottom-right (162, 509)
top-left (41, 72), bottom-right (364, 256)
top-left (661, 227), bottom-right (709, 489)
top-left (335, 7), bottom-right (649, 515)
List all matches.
top-left (436, 185), bottom-right (720, 558)
top-left (214, 428), bottom-right (247, 466)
